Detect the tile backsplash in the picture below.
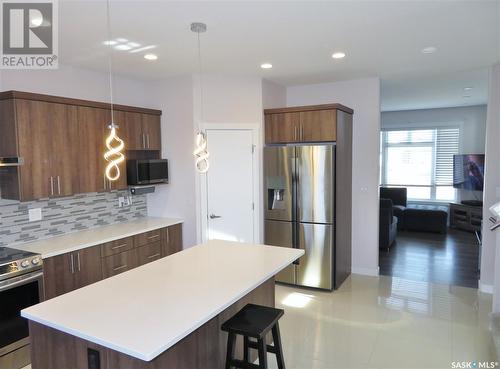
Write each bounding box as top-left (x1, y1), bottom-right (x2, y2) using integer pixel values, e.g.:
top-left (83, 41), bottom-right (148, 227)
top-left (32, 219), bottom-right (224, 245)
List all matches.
top-left (0, 191), bottom-right (147, 247)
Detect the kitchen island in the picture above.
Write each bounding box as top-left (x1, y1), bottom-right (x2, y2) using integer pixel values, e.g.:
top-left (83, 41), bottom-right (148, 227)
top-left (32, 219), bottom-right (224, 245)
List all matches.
top-left (21, 240), bottom-right (303, 369)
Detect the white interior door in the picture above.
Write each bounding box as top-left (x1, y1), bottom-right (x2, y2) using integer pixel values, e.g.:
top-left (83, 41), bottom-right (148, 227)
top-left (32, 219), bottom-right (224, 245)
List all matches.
top-left (206, 129), bottom-right (255, 243)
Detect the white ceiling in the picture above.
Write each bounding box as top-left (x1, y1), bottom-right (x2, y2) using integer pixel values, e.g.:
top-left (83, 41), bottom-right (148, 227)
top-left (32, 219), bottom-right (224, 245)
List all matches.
top-left (58, 0), bottom-right (500, 111)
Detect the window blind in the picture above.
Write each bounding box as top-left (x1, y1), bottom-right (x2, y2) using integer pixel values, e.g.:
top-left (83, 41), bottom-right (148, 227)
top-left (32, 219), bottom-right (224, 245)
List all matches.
top-left (435, 128), bottom-right (460, 185)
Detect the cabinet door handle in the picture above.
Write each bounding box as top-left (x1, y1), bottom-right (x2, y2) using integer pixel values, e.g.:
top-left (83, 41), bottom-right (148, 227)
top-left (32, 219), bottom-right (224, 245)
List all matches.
top-left (57, 175), bottom-right (61, 195)
top-left (300, 125), bottom-right (304, 141)
top-left (148, 253), bottom-right (161, 260)
top-left (112, 243), bottom-right (128, 250)
top-left (148, 234), bottom-right (160, 240)
top-left (147, 134), bottom-right (150, 149)
top-left (113, 264), bottom-right (128, 272)
top-left (70, 253), bottom-right (75, 274)
top-left (50, 176), bottom-right (54, 196)
top-left (77, 252), bottom-right (81, 272)
top-left (142, 133), bottom-right (146, 149)
top-left (103, 175), bottom-right (107, 190)
top-left (166, 229), bottom-right (170, 244)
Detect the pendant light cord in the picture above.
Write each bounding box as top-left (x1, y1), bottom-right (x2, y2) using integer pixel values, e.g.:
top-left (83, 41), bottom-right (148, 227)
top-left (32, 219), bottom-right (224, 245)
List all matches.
top-left (197, 31), bottom-right (204, 129)
top-left (106, 0), bottom-right (115, 126)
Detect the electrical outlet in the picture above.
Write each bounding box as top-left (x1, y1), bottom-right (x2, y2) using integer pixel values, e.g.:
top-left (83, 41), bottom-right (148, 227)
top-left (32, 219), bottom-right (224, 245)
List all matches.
top-left (118, 197), bottom-right (125, 208)
top-left (28, 208), bottom-right (42, 222)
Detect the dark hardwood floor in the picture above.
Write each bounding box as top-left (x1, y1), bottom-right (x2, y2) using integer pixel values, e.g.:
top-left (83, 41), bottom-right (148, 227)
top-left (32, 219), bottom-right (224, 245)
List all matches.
top-left (379, 229), bottom-right (480, 288)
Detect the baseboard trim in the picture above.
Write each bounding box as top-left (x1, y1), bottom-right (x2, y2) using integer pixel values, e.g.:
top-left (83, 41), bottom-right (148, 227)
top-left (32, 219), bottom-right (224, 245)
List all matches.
top-left (479, 281), bottom-right (493, 294)
top-left (352, 266), bottom-right (380, 277)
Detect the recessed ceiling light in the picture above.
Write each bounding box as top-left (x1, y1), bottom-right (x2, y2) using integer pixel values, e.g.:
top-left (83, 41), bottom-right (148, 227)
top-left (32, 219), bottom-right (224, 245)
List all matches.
top-left (464, 87), bottom-right (473, 91)
top-left (331, 52), bottom-right (346, 59)
top-left (421, 46), bottom-right (437, 54)
top-left (103, 40), bottom-right (117, 46)
top-left (144, 54), bottom-right (158, 61)
top-left (115, 38), bottom-right (128, 43)
top-left (260, 63), bottom-right (273, 69)
top-left (114, 44), bottom-right (132, 51)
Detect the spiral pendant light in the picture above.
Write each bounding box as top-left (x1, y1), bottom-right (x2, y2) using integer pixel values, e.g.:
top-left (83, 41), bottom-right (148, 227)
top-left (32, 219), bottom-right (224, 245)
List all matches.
top-left (191, 22), bottom-right (210, 174)
top-left (104, 0), bottom-right (125, 181)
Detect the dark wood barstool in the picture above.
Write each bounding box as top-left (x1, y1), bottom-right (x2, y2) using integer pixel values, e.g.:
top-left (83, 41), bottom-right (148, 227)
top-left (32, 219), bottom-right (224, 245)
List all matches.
top-left (221, 303), bottom-right (286, 369)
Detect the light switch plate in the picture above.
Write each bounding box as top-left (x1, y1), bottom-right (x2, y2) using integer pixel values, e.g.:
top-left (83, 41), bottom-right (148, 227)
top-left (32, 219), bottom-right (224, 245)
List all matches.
top-left (28, 208), bottom-right (42, 222)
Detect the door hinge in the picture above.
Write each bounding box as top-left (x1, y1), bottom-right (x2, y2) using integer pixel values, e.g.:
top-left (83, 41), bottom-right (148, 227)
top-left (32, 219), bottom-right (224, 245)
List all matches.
top-left (251, 144), bottom-right (256, 154)
top-left (252, 202), bottom-right (255, 210)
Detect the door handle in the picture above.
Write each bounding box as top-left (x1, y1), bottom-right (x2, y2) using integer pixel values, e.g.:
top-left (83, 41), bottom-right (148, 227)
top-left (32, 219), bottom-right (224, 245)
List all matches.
top-left (50, 176), bottom-right (54, 196)
top-left (209, 214), bottom-right (222, 219)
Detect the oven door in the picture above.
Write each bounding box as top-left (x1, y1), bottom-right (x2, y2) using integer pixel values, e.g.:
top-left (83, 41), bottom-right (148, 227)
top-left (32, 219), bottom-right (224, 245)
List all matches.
top-left (0, 270), bottom-right (43, 357)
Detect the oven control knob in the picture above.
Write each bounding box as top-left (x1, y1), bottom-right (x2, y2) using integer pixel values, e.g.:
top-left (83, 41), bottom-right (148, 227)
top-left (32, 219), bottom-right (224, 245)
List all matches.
top-left (32, 257), bottom-right (41, 265)
top-left (21, 260), bottom-right (30, 268)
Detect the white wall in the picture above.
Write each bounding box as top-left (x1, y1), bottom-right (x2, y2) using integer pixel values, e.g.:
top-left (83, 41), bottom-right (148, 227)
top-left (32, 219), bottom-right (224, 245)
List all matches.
top-left (146, 75), bottom-right (198, 248)
top-left (262, 79), bottom-right (286, 109)
top-left (382, 105), bottom-right (487, 202)
top-left (0, 64), bottom-right (154, 107)
top-left (484, 64), bottom-right (500, 298)
top-left (287, 78), bottom-right (381, 275)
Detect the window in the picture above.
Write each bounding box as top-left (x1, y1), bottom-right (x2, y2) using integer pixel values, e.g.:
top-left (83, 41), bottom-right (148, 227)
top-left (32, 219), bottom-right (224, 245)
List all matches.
top-left (380, 127), bottom-right (460, 201)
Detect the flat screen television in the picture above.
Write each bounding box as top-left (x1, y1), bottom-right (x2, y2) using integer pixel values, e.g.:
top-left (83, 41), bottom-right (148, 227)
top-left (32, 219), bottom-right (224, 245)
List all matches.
top-left (453, 154), bottom-right (485, 191)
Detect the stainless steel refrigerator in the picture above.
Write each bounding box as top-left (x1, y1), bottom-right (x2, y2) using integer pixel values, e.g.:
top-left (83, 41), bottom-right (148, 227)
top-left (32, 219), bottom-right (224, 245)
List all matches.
top-left (264, 145), bottom-right (335, 290)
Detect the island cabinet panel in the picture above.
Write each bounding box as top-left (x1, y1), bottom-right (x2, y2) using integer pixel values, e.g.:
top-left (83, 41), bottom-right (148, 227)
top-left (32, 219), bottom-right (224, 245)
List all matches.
top-left (0, 90), bottom-right (162, 201)
top-left (28, 277), bottom-right (274, 369)
top-left (162, 224), bottom-right (183, 256)
top-left (43, 245), bottom-right (102, 300)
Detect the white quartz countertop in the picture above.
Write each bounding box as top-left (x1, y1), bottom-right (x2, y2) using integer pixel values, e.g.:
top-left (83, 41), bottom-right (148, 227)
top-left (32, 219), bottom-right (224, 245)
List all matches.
top-left (21, 240), bottom-right (303, 361)
top-left (14, 217), bottom-right (183, 258)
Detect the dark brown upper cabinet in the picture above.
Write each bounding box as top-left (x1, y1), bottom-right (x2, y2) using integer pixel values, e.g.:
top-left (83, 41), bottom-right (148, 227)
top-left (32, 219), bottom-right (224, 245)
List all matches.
top-left (264, 104), bottom-right (353, 144)
top-left (0, 91), bottom-right (162, 201)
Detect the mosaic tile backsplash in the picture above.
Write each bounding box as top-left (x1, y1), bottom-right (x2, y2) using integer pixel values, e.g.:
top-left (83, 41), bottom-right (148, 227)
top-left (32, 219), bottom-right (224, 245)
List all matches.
top-left (0, 191), bottom-right (147, 247)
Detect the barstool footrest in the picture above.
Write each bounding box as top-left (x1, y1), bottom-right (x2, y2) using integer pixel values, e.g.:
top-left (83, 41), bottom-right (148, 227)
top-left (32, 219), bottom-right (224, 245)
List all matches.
top-left (246, 340), bottom-right (278, 354)
top-left (229, 359), bottom-right (261, 369)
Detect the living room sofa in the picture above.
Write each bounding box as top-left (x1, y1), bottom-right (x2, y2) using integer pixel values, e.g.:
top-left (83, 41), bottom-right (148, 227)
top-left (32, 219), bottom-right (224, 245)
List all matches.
top-left (380, 187), bottom-right (407, 230)
top-left (380, 198), bottom-right (398, 250)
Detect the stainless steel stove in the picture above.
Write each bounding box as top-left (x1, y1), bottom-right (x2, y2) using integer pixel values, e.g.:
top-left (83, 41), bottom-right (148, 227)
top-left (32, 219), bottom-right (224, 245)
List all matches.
top-left (0, 247), bottom-right (44, 369)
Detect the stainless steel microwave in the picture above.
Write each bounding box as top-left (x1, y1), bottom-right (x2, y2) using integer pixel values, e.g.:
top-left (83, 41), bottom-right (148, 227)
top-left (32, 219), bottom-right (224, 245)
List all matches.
top-left (126, 159), bottom-right (169, 185)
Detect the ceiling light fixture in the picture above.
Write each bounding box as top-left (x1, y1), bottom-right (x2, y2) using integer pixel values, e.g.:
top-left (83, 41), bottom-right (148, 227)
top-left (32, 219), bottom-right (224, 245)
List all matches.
top-left (144, 53), bottom-right (158, 61)
top-left (260, 63), bottom-right (273, 69)
top-left (103, 40), bottom-right (117, 46)
top-left (464, 87), bottom-right (473, 91)
top-left (331, 52), bottom-right (346, 59)
top-left (103, 0), bottom-right (125, 182)
top-left (421, 46), bottom-right (437, 54)
top-left (191, 22), bottom-right (210, 174)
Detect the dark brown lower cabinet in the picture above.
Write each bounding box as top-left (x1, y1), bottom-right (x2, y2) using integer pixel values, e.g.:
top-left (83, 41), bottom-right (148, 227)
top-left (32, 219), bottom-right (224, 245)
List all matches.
top-left (162, 223), bottom-right (183, 256)
top-left (43, 245), bottom-right (102, 300)
top-left (43, 225), bottom-right (183, 299)
top-left (101, 249), bottom-right (138, 278)
top-left (137, 241), bottom-right (162, 265)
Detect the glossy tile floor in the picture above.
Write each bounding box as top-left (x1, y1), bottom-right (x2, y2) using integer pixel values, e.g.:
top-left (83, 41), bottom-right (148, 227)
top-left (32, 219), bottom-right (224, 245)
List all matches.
top-left (379, 229), bottom-right (480, 288)
top-left (268, 275), bottom-right (494, 369)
